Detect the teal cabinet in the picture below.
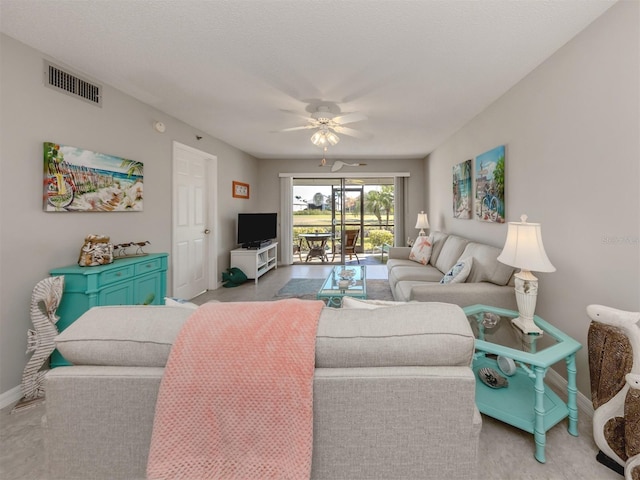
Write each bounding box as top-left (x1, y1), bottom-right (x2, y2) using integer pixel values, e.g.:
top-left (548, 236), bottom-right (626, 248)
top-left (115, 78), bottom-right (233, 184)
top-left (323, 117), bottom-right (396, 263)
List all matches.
top-left (49, 253), bottom-right (168, 367)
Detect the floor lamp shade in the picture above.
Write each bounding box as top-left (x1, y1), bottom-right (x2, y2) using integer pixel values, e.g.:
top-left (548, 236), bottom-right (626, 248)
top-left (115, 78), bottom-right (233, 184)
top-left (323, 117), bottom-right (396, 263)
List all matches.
top-left (497, 215), bottom-right (555, 334)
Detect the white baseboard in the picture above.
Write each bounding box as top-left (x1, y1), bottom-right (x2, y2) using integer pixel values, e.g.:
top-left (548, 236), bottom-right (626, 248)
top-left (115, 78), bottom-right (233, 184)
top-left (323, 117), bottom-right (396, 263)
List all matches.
top-left (0, 385), bottom-right (21, 410)
top-left (546, 368), bottom-right (594, 418)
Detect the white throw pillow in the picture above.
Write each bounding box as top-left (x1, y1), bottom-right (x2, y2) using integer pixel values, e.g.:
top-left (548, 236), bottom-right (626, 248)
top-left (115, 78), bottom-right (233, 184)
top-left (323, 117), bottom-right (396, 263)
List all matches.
top-left (440, 258), bottom-right (473, 284)
top-left (164, 297), bottom-right (199, 309)
top-left (408, 234), bottom-right (433, 265)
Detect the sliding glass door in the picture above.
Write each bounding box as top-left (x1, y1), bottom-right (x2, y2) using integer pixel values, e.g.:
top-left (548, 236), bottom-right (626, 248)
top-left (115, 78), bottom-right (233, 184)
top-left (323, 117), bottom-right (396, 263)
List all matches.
top-left (332, 183), bottom-right (365, 264)
top-left (292, 177), bottom-right (394, 264)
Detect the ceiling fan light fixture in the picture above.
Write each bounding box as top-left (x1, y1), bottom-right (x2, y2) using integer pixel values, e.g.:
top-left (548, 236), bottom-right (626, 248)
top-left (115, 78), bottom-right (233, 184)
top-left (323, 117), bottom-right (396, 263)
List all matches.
top-left (310, 129), bottom-right (339, 147)
top-left (310, 130), bottom-right (324, 146)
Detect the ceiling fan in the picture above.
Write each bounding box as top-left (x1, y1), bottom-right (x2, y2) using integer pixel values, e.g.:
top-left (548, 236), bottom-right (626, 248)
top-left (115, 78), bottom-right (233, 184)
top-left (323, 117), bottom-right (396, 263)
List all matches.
top-left (280, 105), bottom-right (369, 146)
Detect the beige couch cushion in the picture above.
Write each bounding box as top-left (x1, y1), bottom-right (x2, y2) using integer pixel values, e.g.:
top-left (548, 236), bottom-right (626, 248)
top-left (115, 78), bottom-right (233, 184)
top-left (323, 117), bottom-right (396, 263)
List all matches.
top-left (56, 303), bottom-right (475, 371)
top-left (393, 280), bottom-right (425, 302)
top-left (316, 302), bottom-right (474, 368)
top-left (433, 235), bottom-right (469, 274)
top-left (461, 242), bottom-right (515, 285)
top-left (342, 297), bottom-right (412, 309)
top-left (427, 231), bottom-right (450, 266)
top-left (55, 306), bottom-right (193, 367)
top-left (389, 264), bottom-right (444, 289)
top-left (386, 258), bottom-right (420, 271)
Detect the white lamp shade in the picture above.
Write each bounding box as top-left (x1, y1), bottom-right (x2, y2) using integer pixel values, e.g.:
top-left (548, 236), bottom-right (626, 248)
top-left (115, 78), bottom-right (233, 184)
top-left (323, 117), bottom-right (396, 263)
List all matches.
top-left (497, 216), bottom-right (555, 272)
top-left (415, 211), bottom-right (429, 229)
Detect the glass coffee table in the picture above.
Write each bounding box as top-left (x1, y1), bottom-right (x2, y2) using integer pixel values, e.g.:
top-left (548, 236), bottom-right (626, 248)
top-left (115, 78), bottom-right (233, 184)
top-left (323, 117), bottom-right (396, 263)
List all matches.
top-left (317, 265), bottom-right (367, 307)
top-left (462, 304), bottom-right (582, 464)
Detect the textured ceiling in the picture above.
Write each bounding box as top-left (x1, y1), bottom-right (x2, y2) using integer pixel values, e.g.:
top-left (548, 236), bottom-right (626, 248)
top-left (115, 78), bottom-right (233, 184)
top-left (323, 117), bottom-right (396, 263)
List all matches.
top-left (0, 0), bottom-right (616, 160)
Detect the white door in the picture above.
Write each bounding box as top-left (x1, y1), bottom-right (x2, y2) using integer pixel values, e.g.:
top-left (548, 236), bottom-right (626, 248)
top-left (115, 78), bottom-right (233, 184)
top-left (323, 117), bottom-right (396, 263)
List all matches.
top-left (172, 142), bottom-right (217, 299)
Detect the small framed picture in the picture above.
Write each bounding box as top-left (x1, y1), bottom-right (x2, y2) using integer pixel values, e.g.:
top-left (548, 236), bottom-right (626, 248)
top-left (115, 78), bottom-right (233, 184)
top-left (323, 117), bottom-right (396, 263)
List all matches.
top-left (232, 181), bottom-right (250, 199)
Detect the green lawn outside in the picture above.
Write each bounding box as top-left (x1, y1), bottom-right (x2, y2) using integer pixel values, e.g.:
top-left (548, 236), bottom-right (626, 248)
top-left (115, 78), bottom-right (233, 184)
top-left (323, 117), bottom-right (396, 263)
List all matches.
top-left (293, 212), bottom-right (393, 226)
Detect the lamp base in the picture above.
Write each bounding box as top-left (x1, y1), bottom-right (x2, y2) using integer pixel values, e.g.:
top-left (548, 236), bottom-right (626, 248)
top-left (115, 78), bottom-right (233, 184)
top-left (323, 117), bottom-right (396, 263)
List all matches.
top-left (512, 270), bottom-right (544, 335)
top-left (511, 316), bottom-right (543, 335)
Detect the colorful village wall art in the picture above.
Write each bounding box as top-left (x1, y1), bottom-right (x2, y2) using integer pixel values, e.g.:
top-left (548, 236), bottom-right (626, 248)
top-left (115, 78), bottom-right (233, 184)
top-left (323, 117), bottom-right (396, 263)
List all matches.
top-left (43, 142), bottom-right (143, 212)
top-left (475, 145), bottom-right (505, 223)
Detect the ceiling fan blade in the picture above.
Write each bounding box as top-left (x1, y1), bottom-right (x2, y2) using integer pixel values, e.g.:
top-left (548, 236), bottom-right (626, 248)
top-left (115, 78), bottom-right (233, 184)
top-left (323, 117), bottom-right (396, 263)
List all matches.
top-left (278, 124), bottom-right (317, 132)
top-left (332, 112), bottom-right (367, 125)
top-left (332, 125), bottom-right (370, 138)
top-left (280, 109), bottom-right (314, 121)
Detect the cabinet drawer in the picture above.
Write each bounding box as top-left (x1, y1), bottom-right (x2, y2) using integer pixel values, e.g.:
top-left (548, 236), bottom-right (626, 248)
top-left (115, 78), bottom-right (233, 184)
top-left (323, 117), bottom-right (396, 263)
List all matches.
top-left (134, 257), bottom-right (163, 275)
top-left (99, 265), bottom-right (134, 285)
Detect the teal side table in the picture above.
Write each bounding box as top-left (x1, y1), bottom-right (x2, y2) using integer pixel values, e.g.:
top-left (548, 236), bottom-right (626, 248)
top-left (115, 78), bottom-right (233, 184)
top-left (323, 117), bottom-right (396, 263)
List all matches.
top-left (49, 253), bottom-right (168, 367)
top-left (462, 304), bottom-right (582, 464)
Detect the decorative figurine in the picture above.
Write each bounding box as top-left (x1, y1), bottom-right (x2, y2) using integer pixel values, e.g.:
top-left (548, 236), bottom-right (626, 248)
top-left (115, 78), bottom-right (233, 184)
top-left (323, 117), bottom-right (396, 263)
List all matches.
top-left (113, 240), bottom-right (150, 257)
top-left (588, 304), bottom-right (640, 480)
top-left (12, 276), bottom-right (64, 413)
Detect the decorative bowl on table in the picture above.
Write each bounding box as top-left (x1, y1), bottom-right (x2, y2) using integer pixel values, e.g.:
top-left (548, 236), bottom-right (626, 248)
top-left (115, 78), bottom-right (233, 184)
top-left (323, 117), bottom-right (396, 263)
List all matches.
top-left (481, 312), bottom-right (500, 328)
top-left (478, 367), bottom-right (509, 389)
top-left (338, 268), bottom-right (355, 280)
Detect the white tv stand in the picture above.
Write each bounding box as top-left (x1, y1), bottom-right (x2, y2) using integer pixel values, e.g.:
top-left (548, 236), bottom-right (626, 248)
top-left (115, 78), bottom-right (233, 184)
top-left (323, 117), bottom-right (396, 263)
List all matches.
top-left (230, 242), bottom-right (278, 284)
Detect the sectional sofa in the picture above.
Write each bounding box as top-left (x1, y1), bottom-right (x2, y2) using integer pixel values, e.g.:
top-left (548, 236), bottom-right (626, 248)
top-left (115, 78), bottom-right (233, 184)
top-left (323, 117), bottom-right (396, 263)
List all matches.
top-left (45, 301), bottom-right (481, 480)
top-left (387, 231), bottom-right (518, 310)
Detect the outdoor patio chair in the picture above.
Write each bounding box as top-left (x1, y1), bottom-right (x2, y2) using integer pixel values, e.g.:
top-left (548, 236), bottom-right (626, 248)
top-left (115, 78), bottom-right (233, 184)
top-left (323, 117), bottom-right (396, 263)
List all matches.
top-left (332, 229), bottom-right (360, 263)
top-left (293, 237), bottom-right (303, 262)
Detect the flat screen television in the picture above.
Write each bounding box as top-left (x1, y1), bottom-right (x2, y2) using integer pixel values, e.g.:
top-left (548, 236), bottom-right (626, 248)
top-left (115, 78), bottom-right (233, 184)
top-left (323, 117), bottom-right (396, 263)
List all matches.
top-left (237, 213), bottom-right (277, 249)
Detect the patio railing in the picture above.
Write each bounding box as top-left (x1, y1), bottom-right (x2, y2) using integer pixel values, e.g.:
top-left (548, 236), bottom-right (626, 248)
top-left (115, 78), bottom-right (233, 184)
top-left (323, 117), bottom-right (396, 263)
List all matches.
top-left (293, 224), bottom-right (393, 256)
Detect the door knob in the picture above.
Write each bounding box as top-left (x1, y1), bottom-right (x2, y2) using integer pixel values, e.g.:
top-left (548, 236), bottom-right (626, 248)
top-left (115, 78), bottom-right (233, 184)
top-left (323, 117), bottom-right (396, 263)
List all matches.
top-left (204, 229), bottom-right (211, 234)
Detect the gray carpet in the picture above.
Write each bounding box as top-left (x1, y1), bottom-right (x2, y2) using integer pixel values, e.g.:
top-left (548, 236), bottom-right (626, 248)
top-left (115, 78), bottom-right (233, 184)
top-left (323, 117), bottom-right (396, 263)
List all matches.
top-left (1, 399), bottom-right (619, 480)
top-left (275, 278), bottom-right (394, 301)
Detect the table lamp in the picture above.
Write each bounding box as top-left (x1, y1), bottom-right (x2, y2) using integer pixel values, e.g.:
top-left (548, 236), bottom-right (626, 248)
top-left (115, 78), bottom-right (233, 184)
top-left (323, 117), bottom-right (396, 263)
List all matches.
top-left (415, 211), bottom-right (429, 236)
top-left (497, 215), bottom-right (555, 335)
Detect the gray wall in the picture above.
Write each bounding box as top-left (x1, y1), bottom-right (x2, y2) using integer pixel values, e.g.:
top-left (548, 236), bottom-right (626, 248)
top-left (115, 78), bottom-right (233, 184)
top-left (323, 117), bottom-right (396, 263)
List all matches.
top-left (425, 1), bottom-right (639, 397)
top-left (257, 157), bottom-right (426, 259)
top-left (0, 34), bottom-right (259, 396)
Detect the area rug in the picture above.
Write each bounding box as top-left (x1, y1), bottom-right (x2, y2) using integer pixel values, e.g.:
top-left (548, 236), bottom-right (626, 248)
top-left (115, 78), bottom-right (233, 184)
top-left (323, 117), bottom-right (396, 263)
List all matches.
top-left (275, 278), bottom-right (394, 301)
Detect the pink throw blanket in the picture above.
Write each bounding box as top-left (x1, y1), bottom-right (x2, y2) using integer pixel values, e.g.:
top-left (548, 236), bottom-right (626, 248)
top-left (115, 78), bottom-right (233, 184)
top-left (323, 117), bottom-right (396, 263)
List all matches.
top-left (147, 299), bottom-right (324, 480)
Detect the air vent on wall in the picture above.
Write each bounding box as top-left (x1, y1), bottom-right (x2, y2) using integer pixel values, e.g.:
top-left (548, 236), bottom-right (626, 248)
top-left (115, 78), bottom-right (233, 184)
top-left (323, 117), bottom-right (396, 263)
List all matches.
top-left (44, 60), bottom-right (102, 107)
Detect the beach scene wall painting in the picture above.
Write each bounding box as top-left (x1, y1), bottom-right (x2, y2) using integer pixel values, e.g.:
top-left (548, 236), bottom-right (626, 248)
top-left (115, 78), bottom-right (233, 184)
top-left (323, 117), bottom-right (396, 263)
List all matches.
top-left (453, 159), bottom-right (472, 219)
top-left (43, 142), bottom-right (143, 212)
top-left (475, 145), bottom-right (505, 223)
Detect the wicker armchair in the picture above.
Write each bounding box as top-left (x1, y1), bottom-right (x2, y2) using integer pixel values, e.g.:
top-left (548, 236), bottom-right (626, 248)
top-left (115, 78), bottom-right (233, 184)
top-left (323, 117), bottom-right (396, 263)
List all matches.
top-left (331, 229), bottom-right (360, 263)
top-left (587, 304), bottom-right (640, 480)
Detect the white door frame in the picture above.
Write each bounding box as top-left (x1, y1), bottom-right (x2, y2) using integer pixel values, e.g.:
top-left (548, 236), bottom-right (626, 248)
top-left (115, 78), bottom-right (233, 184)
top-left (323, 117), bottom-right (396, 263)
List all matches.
top-left (172, 141), bottom-right (218, 296)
